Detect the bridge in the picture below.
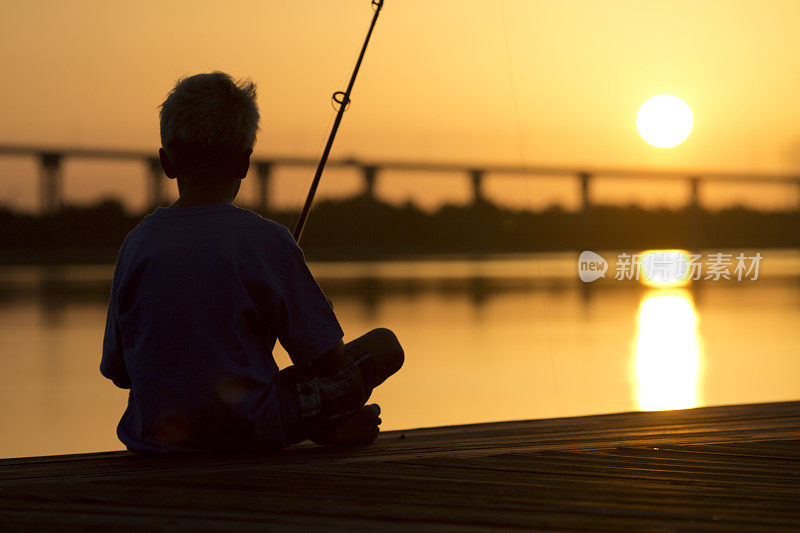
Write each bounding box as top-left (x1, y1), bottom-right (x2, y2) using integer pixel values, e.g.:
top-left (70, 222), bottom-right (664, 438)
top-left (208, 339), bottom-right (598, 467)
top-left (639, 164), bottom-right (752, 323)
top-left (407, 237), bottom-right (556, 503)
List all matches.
top-left (1, 144), bottom-right (799, 214)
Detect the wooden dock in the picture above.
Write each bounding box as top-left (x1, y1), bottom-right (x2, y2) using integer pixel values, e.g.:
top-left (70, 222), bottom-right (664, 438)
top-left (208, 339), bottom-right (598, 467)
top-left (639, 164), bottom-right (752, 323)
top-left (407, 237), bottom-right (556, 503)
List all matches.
top-left (2, 401), bottom-right (799, 531)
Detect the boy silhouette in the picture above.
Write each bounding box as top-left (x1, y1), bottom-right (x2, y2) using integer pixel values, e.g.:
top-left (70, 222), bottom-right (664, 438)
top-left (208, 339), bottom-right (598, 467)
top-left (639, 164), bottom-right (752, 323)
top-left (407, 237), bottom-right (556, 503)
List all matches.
top-left (101, 72), bottom-right (403, 452)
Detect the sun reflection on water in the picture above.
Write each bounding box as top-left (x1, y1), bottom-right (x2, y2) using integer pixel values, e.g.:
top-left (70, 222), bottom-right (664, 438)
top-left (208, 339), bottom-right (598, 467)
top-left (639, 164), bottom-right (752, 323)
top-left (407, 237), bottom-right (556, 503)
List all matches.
top-left (638, 249), bottom-right (693, 288)
top-left (632, 289), bottom-right (704, 411)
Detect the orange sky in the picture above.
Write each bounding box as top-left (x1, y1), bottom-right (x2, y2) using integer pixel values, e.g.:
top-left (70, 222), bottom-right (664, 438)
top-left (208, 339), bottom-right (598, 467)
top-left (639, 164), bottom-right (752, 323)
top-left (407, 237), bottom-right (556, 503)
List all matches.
top-left (1, 0), bottom-right (799, 212)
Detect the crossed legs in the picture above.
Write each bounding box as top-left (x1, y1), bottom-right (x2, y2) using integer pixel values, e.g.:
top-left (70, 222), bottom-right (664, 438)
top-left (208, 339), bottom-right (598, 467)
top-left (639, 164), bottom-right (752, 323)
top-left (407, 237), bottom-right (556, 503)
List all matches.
top-left (310, 328), bottom-right (404, 445)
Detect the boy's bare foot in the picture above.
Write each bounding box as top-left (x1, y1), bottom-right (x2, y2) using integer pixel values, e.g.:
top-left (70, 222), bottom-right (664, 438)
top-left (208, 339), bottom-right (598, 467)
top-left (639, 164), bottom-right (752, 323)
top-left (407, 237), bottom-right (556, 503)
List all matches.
top-left (311, 404), bottom-right (381, 446)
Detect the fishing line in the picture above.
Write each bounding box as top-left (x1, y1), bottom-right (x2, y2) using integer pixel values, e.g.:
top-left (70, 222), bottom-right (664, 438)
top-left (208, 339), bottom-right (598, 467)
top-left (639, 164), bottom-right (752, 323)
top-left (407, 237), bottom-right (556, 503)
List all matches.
top-left (499, 0), bottom-right (562, 416)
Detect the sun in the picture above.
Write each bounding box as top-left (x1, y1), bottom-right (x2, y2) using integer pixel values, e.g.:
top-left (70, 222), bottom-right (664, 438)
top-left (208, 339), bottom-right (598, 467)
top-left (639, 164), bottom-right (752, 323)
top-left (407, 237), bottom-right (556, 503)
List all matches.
top-left (636, 95), bottom-right (693, 148)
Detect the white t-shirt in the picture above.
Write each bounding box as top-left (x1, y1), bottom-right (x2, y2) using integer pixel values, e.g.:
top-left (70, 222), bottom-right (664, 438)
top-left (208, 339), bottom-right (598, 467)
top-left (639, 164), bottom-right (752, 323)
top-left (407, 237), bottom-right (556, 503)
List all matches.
top-left (101, 203), bottom-right (342, 452)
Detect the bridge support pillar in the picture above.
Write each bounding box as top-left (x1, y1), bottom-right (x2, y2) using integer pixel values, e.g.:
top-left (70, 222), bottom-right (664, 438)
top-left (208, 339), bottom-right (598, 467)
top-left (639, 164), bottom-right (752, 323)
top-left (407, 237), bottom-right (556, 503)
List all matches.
top-left (797, 181), bottom-right (800, 249)
top-left (361, 166), bottom-right (378, 200)
top-left (470, 169), bottom-right (486, 205)
top-left (797, 180), bottom-right (800, 212)
top-left (689, 176), bottom-right (703, 249)
top-left (689, 176), bottom-right (701, 211)
top-left (39, 152), bottom-right (62, 215)
top-left (578, 172), bottom-right (591, 215)
top-left (578, 172), bottom-right (593, 248)
top-left (256, 162), bottom-right (272, 213)
top-left (147, 157), bottom-right (167, 208)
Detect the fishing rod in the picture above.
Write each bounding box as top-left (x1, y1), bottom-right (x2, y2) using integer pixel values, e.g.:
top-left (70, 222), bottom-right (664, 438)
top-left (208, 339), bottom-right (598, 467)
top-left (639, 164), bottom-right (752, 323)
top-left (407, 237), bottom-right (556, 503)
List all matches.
top-left (292, 0), bottom-right (385, 243)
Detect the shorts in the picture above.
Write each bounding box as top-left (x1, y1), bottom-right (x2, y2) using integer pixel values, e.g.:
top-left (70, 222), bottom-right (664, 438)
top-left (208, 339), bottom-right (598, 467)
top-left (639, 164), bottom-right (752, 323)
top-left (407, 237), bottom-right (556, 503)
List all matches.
top-left (278, 340), bottom-right (376, 444)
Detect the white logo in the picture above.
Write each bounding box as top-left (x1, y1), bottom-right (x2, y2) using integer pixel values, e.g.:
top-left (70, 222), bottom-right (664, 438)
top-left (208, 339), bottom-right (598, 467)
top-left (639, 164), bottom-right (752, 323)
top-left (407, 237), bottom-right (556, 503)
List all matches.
top-left (578, 251), bottom-right (608, 282)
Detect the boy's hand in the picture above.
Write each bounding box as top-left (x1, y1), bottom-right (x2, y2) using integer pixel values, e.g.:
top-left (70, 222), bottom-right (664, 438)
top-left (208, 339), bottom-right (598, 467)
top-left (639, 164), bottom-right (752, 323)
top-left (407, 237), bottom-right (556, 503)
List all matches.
top-left (309, 339), bottom-right (347, 376)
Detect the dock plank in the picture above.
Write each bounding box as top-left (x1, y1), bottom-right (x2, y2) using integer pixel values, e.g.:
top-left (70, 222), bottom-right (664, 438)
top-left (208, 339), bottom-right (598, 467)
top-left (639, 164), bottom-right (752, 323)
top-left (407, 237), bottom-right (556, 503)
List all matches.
top-left (1, 401), bottom-right (799, 531)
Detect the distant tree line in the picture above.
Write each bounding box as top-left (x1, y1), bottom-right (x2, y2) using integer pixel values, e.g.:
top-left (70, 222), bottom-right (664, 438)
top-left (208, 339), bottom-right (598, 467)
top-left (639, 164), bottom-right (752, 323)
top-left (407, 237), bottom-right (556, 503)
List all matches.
top-left (1, 197), bottom-right (798, 264)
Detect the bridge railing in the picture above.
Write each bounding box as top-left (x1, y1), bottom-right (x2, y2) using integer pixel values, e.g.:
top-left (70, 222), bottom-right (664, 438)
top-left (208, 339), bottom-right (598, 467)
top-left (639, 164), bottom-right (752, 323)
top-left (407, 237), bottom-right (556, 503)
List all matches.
top-left (1, 144), bottom-right (799, 215)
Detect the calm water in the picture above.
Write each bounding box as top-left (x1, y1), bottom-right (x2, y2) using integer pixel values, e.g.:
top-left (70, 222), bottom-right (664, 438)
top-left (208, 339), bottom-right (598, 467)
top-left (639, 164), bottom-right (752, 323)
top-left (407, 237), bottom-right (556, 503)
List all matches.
top-left (1, 251), bottom-right (799, 459)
